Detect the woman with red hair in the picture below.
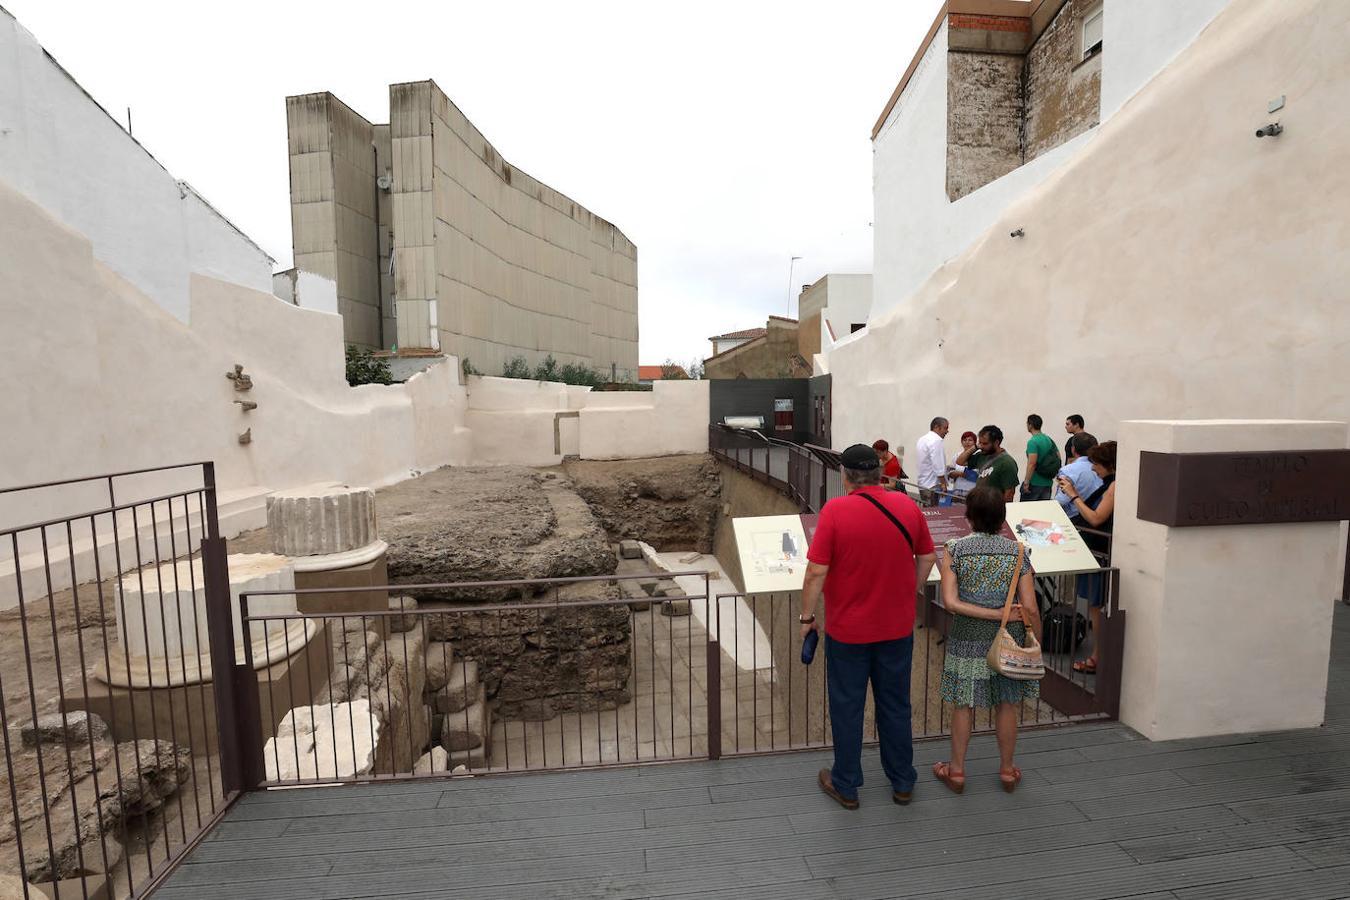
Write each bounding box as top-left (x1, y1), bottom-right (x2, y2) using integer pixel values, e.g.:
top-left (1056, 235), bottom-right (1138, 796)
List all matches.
top-left (871, 439), bottom-right (905, 486)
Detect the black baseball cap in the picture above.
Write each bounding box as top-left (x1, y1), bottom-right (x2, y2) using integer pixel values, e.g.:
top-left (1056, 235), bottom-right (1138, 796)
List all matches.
top-left (840, 444), bottom-right (880, 470)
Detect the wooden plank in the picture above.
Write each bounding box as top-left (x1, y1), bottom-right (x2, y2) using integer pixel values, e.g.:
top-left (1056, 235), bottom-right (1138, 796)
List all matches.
top-left (806, 805), bottom-right (1240, 879)
top-left (1073, 769), bottom-right (1350, 820)
top-left (279, 807), bottom-right (647, 843)
top-left (191, 813), bottom-right (795, 865)
top-left (1228, 787), bottom-right (1350, 823)
top-left (830, 842), bottom-right (1137, 900)
top-left (1171, 863), bottom-right (1350, 900)
top-left (896, 846), bottom-right (1309, 900)
top-left (1288, 835), bottom-right (1350, 868)
top-left (1117, 821), bottom-right (1313, 864)
top-left (645, 802), bottom-right (1088, 871)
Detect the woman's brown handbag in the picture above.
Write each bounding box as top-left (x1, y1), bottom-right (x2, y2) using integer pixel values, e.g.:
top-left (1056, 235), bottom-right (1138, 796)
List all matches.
top-left (986, 543), bottom-right (1045, 681)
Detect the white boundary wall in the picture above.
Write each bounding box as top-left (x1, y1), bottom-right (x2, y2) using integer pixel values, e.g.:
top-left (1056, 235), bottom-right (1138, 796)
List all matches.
top-left (0, 9), bottom-right (275, 323)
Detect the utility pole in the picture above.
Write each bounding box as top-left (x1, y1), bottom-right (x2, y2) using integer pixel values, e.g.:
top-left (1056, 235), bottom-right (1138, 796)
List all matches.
top-left (786, 255), bottom-right (802, 318)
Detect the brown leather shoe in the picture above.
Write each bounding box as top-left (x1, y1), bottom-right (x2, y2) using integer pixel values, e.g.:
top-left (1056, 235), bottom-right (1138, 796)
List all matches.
top-left (818, 768), bottom-right (859, 810)
top-left (892, 790), bottom-right (912, 806)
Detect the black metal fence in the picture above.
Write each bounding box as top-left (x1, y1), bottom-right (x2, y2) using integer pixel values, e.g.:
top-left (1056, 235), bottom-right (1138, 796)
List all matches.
top-left (0, 463), bottom-right (244, 899)
top-left (229, 565), bottom-right (1121, 789)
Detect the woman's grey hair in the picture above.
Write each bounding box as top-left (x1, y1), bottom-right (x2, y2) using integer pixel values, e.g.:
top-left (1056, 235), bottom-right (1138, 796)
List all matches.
top-left (843, 465), bottom-right (882, 486)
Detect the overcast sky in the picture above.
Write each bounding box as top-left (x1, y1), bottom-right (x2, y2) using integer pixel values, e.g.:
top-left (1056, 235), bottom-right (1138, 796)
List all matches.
top-left (6, 0), bottom-right (931, 367)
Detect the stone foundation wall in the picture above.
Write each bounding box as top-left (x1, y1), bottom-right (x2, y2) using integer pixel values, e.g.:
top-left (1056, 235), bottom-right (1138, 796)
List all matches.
top-left (425, 594), bottom-right (631, 720)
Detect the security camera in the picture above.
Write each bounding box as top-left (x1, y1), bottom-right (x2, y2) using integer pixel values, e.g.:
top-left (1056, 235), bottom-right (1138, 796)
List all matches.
top-left (1255, 122), bottom-right (1283, 138)
top-left (1010, 228), bottom-right (1025, 238)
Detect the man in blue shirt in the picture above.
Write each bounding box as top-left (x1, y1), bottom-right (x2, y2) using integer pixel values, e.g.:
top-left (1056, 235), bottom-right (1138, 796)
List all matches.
top-left (1055, 432), bottom-right (1103, 518)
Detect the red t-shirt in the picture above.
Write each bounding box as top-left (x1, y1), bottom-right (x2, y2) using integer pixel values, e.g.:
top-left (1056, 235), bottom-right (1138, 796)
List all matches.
top-left (883, 456), bottom-right (901, 480)
top-left (806, 485), bottom-right (935, 643)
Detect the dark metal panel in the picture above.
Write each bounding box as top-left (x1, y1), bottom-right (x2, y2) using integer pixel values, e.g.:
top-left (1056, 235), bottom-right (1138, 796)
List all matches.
top-left (1138, 449), bottom-right (1350, 527)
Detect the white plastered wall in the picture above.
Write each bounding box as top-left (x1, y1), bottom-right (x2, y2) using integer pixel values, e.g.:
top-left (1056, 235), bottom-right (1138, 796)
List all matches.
top-left (870, 1), bottom-right (1233, 324)
top-left (836, 0), bottom-right (1350, 484)
top-left (0, 9), bottom-right (274, 322)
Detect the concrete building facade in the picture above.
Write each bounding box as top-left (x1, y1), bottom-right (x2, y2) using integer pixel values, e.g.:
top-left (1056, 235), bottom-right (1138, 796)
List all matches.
top-left (796, 274), bottom-right (873, 368)
top-left (287, 82), bottom-right (639, 381)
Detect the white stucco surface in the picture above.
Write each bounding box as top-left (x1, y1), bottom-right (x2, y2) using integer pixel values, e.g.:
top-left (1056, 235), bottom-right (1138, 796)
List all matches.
top-left (0, 9), bottom-right (274, 321)
top-left (837, 0), bottom-right (1350, 481)
top-left (1113, 420), bottom-right (1345, 740)
top-left (870, 1), bottom-right (1233, 323)
top-left (1099, 0), bottom-right (1231, 118)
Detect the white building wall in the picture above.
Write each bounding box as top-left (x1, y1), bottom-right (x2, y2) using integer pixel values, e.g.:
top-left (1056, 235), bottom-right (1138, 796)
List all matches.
top-left (872, 1), bottom-right (1232, 320)
top-left (819, 275), bottom-right (874, 340)
top-left (1100, 0), bottom-right (1231, 118)
top-left (0, 9), bottom-right (274, 322)
top-left (836, 0), bottom-right (1350, 498)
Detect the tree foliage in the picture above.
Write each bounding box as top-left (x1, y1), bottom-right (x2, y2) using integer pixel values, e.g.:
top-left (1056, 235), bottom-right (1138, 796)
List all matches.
top-left (345, 345), bottom-right (393, 386)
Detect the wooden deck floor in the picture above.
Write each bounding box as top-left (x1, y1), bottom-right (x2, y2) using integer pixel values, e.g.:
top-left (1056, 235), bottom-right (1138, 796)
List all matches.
top-left (156, 604), bottom-right (1350, 900)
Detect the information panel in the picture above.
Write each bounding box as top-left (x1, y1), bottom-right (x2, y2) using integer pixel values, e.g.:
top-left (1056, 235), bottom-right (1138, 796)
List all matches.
top-left (1004, 500), bottom-right (1099, 574)
top-left (731, 514), bottom-right (811, 594)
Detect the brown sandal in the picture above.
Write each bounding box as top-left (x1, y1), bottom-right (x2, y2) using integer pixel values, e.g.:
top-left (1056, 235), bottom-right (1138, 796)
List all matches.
top-left (999, 766), bottom-right (1023, 793)
top-left (933, 761), bottom-right (966, 794)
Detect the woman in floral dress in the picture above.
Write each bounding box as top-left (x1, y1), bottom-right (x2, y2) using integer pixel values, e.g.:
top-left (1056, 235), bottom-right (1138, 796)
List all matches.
top-left (933, 485), bottom-right (1042, 793)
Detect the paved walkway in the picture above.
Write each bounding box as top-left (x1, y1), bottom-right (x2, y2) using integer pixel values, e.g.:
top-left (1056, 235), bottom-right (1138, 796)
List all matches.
top-left (156, 604), bottom-right (1350, 899)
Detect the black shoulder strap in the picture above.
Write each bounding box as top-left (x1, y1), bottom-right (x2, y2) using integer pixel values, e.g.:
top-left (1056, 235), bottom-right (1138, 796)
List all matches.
top-left (855, 491), bottom-right (915, 554)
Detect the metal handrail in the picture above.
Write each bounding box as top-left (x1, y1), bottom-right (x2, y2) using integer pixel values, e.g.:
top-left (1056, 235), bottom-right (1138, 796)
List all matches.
top-left (0, 461), bottom-right (211, 495)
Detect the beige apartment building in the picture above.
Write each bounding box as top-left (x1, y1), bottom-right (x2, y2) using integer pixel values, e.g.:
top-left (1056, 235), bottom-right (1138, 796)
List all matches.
top-left (286, 81), bottom-right (639, 380)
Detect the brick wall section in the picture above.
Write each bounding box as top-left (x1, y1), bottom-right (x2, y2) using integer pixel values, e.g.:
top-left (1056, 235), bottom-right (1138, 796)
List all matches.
top-left (1025, 0), bottom-right (1102, 161)
top-left (949, 14), bottom-right (1031, 33)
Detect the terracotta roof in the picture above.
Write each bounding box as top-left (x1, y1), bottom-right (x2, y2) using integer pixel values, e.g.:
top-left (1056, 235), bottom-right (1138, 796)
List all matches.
top-left (638, 364), bottom-right (687, 380)
top-left (708, 327), bottom-right (767, 341)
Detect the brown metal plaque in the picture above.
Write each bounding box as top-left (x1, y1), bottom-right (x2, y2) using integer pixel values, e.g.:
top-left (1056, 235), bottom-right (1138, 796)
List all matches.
top-left (1137, 449), bottom-right (1350, 527)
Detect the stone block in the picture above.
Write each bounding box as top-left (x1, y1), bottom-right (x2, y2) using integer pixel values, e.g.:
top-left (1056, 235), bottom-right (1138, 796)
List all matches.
top-left (618, 540), bottom-right (642, 560)
top-left (413, 746), bottom-right (449, 775)
top-left (265, 699), bottom-right (379, 781)
top-left (266, 483), bottom-right (377, 557)
top-left (424, 641), bottom-right (456, 692)
top-left (431, 659), bottom-right (479, 714)
top-left (20, 712), bottom-right (109, 749)
top-left (660, 599), bottom-right (692, 617)
top-left (294, 554), bottom-right (389, 620)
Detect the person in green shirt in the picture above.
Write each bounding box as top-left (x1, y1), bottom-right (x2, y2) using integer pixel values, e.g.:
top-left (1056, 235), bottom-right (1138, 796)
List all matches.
top-left (1021, 414), bottom-right (1061, 501)
top-left (952, 425), bottom-right (1020, 501)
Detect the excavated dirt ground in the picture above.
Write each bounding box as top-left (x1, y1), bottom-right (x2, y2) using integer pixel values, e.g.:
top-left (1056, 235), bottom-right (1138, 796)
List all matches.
top-left (563, 454), bottom-right (722, 551)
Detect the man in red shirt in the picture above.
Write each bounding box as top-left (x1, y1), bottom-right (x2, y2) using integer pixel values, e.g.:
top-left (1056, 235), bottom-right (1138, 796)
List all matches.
top-left (800, 444), bottom-right (937, 808)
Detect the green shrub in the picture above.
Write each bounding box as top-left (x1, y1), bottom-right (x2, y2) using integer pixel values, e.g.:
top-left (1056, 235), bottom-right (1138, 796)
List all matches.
top-left (501, 356), bottom-right (532, 379)
top-left (345, 345), bottom-right (393, 386)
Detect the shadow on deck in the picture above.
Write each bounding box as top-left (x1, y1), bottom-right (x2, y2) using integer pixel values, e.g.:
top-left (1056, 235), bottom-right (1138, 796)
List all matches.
top-left (155, 604), bottom-right (1350, 900)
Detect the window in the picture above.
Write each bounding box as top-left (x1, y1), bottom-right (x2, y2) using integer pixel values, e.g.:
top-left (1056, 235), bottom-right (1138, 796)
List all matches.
top-left (1082, 5), bottom-right (1104, 60)
top-left (850, 323), bottom-right (866, 334)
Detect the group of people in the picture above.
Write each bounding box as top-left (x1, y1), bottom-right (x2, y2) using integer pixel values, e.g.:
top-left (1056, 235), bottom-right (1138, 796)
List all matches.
top-left (800, 414), bottom-right (1120, 809)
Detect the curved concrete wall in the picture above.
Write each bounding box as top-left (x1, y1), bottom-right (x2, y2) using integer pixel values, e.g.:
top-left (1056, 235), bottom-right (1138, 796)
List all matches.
top-left (836, 0), bottom-right (1350, 478)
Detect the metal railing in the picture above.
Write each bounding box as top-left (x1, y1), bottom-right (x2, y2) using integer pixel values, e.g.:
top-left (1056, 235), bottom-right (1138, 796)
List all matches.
top-left (0, 463), bottom-right (245, 899)
top-left (231, 565), bottom-right (1122, 788)
top-left (709, 424), bottom-right (843, 513)
top-left (236, 573), bottom-right (714, 785)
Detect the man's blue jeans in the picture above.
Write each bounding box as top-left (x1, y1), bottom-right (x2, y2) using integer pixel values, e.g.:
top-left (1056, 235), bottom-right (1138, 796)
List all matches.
top-left (825, 634), bottom-right (917, 799)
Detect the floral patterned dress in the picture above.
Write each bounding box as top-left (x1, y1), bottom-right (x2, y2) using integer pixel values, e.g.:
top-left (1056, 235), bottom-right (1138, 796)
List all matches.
top-left (939, 533), bottom-right (1039, 708)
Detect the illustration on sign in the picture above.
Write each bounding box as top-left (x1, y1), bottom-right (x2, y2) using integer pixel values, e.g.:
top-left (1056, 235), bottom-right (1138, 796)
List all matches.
top-left (1014, 518), bottom-right (1067, 547)
top-left (732, 514), bottom-right (812, 594)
